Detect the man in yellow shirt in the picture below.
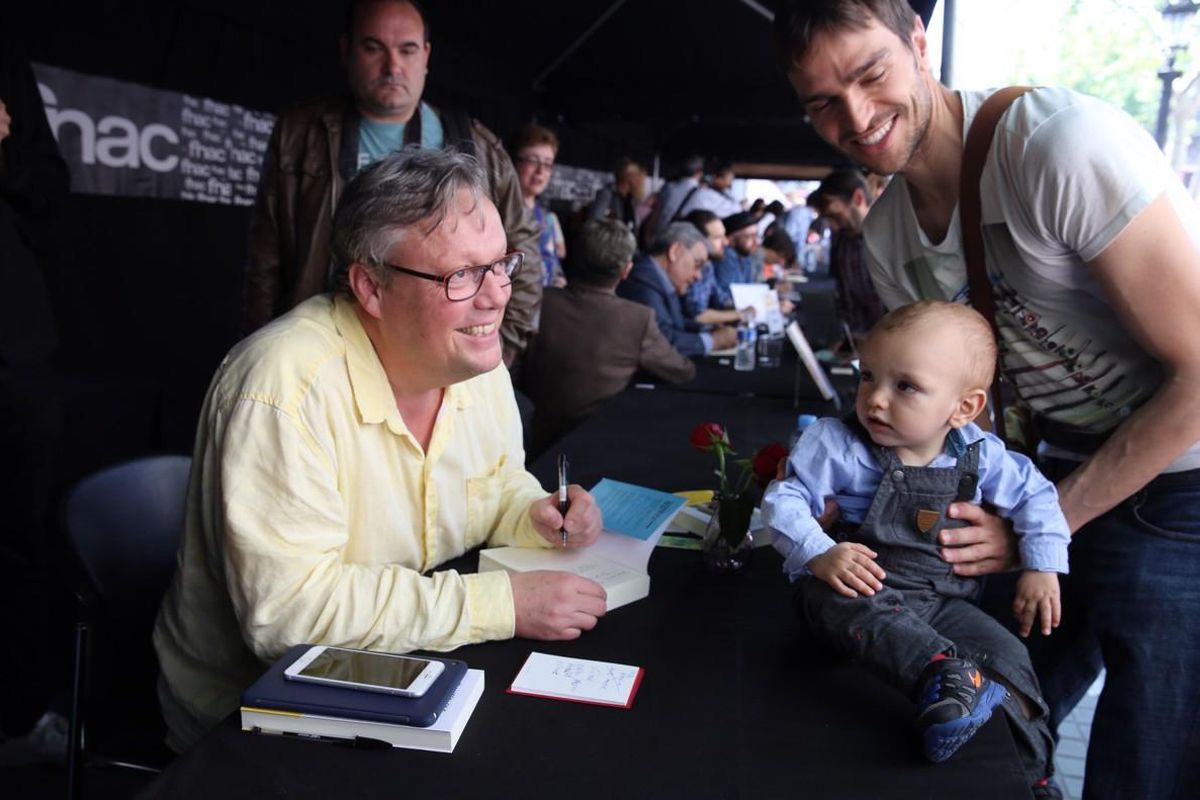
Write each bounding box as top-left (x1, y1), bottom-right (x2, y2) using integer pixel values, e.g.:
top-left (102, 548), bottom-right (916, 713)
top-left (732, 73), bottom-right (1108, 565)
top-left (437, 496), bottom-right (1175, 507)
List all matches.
top-left (154, 147), bottom-right (607, 752)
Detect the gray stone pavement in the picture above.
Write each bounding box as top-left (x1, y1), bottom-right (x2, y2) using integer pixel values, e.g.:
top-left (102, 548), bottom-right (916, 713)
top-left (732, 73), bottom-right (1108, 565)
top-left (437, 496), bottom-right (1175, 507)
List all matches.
top-left (1053, 672), bottom-right (1105, 800)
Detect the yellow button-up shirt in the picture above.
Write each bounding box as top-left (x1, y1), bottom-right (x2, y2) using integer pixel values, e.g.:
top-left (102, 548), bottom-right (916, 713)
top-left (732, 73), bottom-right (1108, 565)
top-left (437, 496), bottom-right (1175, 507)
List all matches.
top-left (154, 295), bottom-right (549, 750)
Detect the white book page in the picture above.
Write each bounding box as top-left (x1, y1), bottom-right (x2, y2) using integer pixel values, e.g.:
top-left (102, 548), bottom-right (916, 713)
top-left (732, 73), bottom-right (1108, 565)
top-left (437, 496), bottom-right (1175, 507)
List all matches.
top-left (729, 283), bottom-right (771, 321)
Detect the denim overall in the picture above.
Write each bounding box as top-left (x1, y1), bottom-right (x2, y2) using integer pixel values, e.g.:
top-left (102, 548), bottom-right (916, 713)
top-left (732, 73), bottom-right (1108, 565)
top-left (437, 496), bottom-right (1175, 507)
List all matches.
top-left (796, 427), bottom-right (1054, 784)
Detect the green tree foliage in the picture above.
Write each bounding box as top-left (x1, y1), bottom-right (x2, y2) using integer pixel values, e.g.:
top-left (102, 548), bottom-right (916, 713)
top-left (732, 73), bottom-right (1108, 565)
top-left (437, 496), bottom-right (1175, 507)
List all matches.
top-left (1008, 0), bottom-right (1164, 132)
top-left (955, 0), bottom-right (1189, 135)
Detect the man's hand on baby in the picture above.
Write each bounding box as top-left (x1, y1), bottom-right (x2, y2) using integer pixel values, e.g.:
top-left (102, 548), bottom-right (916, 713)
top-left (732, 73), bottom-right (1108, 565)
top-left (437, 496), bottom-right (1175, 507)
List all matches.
top-left (940, 503), bottom-right (1021, 576)
top-left (809, 542), bottom-right (886, 598)
top-left (1012, 570), bottom-right (1061, 637)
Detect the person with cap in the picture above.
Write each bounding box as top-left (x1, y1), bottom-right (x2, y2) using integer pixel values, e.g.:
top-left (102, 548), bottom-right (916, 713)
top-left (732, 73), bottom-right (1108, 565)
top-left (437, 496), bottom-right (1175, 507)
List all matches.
top-left (713, 210), bottom-right (763, 298)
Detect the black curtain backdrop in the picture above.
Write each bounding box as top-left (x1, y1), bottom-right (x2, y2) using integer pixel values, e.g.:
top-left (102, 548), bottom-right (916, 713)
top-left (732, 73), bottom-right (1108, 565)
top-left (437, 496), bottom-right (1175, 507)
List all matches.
top-left (5, 0), bottom-right (935, 476)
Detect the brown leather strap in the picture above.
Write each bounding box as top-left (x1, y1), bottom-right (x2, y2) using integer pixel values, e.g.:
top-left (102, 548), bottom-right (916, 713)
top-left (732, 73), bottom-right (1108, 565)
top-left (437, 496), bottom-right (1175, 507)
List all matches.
top-left (960, 86), bottom-right (1032, 444)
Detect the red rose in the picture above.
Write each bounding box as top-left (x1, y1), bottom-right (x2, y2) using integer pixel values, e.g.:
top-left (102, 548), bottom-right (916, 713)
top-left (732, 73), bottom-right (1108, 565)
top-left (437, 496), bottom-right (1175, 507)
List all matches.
top-left (752, 442), bottom-right (789, 488)
top-left (689, 422), bottom-right (729, 452)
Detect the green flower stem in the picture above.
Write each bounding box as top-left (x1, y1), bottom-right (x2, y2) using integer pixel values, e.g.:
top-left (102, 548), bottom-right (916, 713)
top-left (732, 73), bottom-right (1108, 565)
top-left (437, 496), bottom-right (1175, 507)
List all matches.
top-left (715, 444), bottom-right (728, 495)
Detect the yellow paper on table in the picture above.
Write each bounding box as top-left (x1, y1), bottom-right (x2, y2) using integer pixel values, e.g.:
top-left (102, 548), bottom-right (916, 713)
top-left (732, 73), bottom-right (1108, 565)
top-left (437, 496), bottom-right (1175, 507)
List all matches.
top-left (658, 490), bottom-right (714, 549)
top-left (661, 489), bottom-right (770, 549)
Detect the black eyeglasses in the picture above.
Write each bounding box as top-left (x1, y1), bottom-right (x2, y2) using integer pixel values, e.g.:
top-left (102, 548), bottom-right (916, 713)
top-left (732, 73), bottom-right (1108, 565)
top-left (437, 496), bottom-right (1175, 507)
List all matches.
top-left (383, 252), bottom-right (523, 301)
top-left (515, 155), bottom-right (555, 171)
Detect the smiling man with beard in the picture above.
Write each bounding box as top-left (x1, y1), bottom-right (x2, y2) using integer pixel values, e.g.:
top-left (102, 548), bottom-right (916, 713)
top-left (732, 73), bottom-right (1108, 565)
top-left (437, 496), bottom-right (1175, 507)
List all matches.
top-left (773, 2), bottom-right (1200, 798)
top-left (242, 0), bottom-right (543, 370)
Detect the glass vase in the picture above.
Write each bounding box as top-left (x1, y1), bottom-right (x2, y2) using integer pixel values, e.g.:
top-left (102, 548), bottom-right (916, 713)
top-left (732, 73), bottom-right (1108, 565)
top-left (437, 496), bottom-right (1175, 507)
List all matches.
top-left (701, 491), bottom-right (755, 574)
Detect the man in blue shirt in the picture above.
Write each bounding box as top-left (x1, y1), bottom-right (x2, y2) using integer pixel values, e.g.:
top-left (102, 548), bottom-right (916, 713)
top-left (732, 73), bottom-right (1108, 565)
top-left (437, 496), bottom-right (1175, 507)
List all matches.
top-left (617, 223), bottom-right (737, 357)
top-left (682, 209), bottom-right (744, 326)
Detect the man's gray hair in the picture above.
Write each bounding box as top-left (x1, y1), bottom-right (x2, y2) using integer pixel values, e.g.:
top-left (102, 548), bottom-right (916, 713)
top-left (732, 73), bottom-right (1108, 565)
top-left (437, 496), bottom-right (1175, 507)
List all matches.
top-left (649, 221), bottom-right (710, 257)
top-left (331, 146), bottom-right (488, 294)
top-left (572, 219), bottom-right (637, 288)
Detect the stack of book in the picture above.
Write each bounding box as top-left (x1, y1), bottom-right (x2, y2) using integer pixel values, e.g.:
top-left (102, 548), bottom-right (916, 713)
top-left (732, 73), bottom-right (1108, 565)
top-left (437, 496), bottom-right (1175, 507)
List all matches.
top-left (240, 645), bottom-right (484, 753)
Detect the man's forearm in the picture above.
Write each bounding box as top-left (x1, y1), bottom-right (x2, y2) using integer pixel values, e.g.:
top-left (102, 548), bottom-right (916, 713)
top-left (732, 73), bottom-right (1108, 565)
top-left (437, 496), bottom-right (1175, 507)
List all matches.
top-left (1056, 371), bottom-right (1200, 532)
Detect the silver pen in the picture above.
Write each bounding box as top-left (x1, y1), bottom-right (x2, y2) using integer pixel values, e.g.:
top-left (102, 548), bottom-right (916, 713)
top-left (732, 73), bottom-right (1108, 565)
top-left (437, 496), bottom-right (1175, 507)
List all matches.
top-left (557, 454), bottom-right (570, 547)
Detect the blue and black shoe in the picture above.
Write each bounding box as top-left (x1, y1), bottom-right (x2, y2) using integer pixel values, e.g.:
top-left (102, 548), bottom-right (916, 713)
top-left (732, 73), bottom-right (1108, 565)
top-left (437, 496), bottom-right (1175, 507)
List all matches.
top-left (915, 655), bottom-right (1008, 763)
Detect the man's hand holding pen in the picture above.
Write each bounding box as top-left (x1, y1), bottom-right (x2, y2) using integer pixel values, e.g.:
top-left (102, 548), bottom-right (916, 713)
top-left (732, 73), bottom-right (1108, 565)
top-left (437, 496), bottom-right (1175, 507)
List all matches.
top-left (517, 481), bottom-right (607, 641)
top-left (529, 486), bottom-right (603, 549)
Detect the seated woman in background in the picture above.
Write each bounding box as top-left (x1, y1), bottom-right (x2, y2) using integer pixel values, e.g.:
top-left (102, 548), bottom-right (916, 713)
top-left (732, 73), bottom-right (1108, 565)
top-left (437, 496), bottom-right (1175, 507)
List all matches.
top-left (511, 124), bottom-right (567, 287)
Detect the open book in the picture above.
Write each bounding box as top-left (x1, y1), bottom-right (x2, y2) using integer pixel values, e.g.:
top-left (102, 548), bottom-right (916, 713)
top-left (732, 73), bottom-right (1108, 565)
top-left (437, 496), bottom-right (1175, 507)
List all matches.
top-left (478, 479), bottom-right (686, 611)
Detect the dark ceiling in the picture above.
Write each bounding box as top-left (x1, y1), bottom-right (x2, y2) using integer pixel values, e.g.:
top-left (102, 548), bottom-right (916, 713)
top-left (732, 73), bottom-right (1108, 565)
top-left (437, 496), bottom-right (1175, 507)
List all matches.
top-left (9, 0), bottom-right (937, 171)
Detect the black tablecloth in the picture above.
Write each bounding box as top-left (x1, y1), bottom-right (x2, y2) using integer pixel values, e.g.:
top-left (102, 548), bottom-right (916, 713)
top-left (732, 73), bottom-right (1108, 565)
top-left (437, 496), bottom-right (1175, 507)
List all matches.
top-left (143, 387), bottom-right (1029, 800)
top-left (530, 387), bottom-right (803, 492)
top-left (143, 546), bottom-right (1028, 800)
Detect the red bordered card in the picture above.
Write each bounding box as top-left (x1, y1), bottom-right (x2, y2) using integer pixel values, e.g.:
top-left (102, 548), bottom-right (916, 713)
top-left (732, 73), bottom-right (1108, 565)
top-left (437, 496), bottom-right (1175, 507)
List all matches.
top-left (506, 652), bottom-right (644, 709)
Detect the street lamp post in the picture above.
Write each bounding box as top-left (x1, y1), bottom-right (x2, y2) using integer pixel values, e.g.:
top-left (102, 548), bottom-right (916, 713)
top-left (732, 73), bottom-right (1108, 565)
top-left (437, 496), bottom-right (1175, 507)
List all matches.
top-left (1155, 0), bottom-right (1200, 149)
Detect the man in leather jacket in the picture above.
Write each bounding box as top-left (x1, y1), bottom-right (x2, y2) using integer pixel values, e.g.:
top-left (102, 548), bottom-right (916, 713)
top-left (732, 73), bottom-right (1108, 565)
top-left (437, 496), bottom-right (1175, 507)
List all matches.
top-left (242, 0), bottom-right (542, 367)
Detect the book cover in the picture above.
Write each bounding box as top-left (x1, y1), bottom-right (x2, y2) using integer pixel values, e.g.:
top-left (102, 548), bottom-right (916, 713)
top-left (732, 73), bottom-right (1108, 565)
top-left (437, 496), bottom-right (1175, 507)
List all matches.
top-left (242, 669), bottom-right (485, 753)
top-left (240, 644), bottom-right (468, 728)
top-left (587, 479), bottom-right (688, 542)
top-left (478, 479), bottom-right (685, 611)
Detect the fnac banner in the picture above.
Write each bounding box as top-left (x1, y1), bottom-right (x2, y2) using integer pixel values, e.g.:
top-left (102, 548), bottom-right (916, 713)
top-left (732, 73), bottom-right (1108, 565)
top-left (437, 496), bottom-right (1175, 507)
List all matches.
top-left (33, 63), bottom-right (275, 207)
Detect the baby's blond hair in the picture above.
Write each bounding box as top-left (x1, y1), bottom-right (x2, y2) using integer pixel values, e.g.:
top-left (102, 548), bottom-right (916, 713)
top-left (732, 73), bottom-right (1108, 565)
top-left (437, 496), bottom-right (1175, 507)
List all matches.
top-left (870, 300), bottom-right (997, 391)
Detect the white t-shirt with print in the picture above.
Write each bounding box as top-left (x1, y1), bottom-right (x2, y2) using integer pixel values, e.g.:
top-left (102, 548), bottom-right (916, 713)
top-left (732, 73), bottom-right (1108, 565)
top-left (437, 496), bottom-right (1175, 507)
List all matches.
top-left (864, 86), bottom-right (1200, 471)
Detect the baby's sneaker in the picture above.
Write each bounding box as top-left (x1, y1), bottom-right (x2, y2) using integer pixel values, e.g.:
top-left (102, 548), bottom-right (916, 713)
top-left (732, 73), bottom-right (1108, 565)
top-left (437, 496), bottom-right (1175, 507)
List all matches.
top-left (915, 654), bottom-right (1007, 762)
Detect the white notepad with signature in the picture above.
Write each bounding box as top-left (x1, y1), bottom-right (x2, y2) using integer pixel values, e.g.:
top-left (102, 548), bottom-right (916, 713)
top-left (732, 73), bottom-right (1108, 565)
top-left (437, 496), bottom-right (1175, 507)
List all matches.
top-left (508, 652), bottom-right (644, 709)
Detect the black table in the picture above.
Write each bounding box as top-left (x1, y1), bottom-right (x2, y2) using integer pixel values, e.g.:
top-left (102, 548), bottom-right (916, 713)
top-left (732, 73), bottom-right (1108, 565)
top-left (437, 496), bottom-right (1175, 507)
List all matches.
top-left (530, 386), bottom-right (803, 492)
top-left (144, 544), bottom-right (1027, 800)
top-left (144, 387), bottom-right (1029, 800)
top-left (685, 347), bottom-right (808, 400)
top-left (681, 347), bottom-right (857, 406)
top-left (629, 281), bottom-right (857, 405)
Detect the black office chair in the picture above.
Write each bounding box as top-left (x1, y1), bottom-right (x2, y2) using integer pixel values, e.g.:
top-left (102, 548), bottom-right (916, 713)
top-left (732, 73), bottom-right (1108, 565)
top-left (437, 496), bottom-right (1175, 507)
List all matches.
top-left (64, 454), bottom-right (191, 798)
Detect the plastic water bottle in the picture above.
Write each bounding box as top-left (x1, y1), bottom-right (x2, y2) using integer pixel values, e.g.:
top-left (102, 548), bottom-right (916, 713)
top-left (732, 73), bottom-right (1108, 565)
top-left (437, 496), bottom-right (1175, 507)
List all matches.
top-left (818, 226), bottom-right (832, 272)
top-left (756, 323), bottom-right (781, 367)
top-left (734, 318), bottom-right (756, 371)
top-left (788, 413), bottom-right (819, 451)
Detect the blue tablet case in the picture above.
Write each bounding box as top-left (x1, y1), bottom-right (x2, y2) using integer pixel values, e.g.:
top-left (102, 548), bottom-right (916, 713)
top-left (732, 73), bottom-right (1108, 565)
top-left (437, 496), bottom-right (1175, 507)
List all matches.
top-left (240, 644), bottom-right (468, 728)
